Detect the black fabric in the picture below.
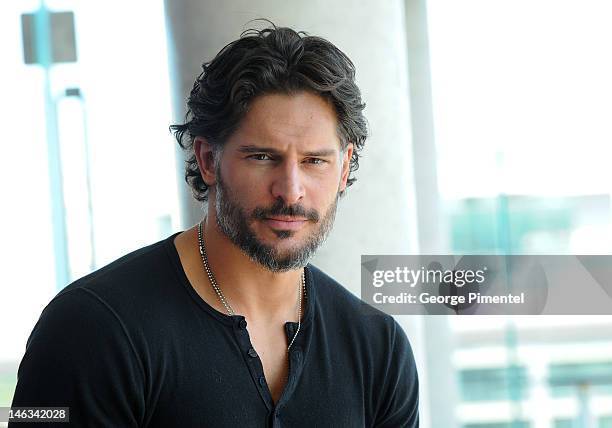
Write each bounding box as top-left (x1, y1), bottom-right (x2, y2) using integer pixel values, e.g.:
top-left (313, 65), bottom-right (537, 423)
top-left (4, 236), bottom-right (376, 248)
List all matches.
top-left (11, 232), bottom-right (419, 427)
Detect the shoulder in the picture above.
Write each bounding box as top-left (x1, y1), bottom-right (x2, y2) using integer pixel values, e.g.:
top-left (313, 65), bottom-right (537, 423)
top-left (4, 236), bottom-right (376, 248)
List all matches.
top-left (61, 235), bottom-right (176, 297)
top-left (307, 264), bottom-right (405, 348)
top-left (307, 264), bottom-right (419, 425)
top-left (308, 263), bottom-right (394, 322)
top-left (18, 236), bottom-right (180, 384)
top-left (54, 234), bottom-right (185, 322)
top-left (37, 234), bottom-right (187, 354)
top-left (13, 284), bottom-right (147, 425)
top-left (25, 236), bottom-right (175, 361)
top-left (23, 286), bottom-right (138, 360)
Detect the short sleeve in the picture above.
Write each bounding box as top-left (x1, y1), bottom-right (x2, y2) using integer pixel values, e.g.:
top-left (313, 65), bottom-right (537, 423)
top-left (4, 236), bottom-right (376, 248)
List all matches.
top-left (9, 288), bottom-right (146, 427)
top-left (374, 318), bottom-right (420, 428)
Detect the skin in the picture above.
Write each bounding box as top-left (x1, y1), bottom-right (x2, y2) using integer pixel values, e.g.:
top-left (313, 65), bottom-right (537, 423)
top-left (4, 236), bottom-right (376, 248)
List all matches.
top-left (173, 91), bottom-right (353, 403)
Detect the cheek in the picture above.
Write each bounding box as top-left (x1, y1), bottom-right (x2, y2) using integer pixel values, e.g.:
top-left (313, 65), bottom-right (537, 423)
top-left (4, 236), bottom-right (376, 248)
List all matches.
top-left (308, 163), bottom-right (343, 185)
top-left (223, 171), bottom-right (275, 213)
top-left (221, 160), bottom-right (254, 188)
top-left (219, 164), bottom-right (261, 205)
top-left (308, 179), bottom-right (340, 208)
top-left (233, 180), bottom-right (265, 208)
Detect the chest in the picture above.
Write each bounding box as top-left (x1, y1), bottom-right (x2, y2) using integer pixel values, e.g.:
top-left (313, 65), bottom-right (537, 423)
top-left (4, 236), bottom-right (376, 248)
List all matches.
top-left (145, 318), bottom-right (371, 428)
top-left (248, 323), bottom-right (291, 404)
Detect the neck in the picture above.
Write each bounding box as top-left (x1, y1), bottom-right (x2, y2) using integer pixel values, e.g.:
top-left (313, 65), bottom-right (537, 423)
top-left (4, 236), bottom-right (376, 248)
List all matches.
top-left (194, 209), bottom-right (304, 323)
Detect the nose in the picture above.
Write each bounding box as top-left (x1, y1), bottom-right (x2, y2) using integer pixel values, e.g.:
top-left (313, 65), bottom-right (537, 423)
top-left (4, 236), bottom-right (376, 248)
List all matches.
top-left (270, 161), bottom-right (305, 205)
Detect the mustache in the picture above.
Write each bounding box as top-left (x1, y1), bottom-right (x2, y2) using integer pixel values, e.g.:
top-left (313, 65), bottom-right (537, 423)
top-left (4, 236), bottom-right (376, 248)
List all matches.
top-left (252, 199), bottom-right (320, 222)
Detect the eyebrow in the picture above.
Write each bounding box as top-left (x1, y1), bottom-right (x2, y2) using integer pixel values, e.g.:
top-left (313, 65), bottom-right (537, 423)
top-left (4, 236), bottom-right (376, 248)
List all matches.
top-left (237, 145), bottom-right (337, 157)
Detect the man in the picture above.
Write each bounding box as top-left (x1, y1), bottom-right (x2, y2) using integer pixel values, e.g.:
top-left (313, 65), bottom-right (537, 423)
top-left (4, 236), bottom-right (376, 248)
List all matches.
top-left (11, 25), bottom-right (419, 427)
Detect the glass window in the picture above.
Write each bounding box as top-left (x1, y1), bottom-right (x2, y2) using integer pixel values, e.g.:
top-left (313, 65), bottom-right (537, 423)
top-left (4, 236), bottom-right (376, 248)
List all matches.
top-left (464, 422), bottom-right (530, 428)
top-left (459, 366), bottom-right (529, 402)
top-left (549, 362), bottom-right (612, 397)
top-left (600, 416), bottom-right (612, 428)
top-left (425, 0), bottom-right (612, 427)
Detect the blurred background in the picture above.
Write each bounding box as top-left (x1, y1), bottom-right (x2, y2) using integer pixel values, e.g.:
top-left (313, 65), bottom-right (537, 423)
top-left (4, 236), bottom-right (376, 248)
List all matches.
top-left (1, 0), bottom-right (611, 427)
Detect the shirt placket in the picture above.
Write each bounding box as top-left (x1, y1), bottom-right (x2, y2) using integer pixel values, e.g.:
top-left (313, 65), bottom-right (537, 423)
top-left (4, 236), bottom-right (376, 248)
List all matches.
top-left (231, 316), bottom-right (306, 427)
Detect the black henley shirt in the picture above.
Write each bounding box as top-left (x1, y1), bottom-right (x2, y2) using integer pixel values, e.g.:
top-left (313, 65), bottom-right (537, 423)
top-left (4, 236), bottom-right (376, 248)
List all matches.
top-left (11, 232), bottom-right (419, 427)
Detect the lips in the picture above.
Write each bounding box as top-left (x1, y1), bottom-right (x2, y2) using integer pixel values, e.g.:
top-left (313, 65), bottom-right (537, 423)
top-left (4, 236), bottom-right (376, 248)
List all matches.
top-left (263, 217), bottom-right (308, 231)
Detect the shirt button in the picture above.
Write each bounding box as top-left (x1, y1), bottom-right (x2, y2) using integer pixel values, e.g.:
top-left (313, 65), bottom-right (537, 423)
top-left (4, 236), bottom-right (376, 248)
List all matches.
top-left (239, 319), bottom-right (247, 329)
top-left (248, 347), bottom-right (258, 358)
top-left (259, 376), bottom-right (266, 386)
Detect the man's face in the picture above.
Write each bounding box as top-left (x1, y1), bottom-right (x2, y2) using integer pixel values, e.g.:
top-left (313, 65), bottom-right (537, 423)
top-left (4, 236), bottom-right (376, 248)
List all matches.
top-left (206, 91), bottom-right (353, 272)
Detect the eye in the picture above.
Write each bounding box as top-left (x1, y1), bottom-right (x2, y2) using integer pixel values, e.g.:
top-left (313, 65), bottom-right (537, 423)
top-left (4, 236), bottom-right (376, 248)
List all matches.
top-left (248, 153), bottom-right (273, 161)
top-left (304, 158), bottom-right (327, 165)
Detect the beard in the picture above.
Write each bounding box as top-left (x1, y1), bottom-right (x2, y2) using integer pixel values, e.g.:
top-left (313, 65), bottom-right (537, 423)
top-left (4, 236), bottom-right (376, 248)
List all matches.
top-left (213, 170), bottom-right (339, 272)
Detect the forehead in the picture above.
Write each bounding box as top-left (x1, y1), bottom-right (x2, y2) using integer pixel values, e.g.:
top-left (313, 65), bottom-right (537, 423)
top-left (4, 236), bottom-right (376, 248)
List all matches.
top-left (227, 91), bottom-right (341, 151)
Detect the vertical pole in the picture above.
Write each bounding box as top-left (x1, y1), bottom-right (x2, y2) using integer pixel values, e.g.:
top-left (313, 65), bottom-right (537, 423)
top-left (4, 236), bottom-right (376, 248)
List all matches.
top-left (577, 383), bottom-right (595, 428)
top-left (34, 2), bottom-right (71, 289)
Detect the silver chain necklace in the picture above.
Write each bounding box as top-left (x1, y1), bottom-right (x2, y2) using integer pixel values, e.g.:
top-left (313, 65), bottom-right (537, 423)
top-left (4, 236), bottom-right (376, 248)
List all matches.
top-left (197, 220), bottom-right (305, 352)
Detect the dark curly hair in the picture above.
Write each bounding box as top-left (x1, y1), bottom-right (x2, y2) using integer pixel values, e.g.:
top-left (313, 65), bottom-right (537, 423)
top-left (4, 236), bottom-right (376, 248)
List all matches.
top-left (170, 23), bottom-right (368, 202)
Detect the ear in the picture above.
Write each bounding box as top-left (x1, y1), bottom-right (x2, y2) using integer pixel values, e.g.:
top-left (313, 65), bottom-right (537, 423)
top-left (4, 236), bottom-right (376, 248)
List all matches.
top-left (194, 136), bottom-right (217, 186)
top-left (339, 143), bottom-right (354, 193)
